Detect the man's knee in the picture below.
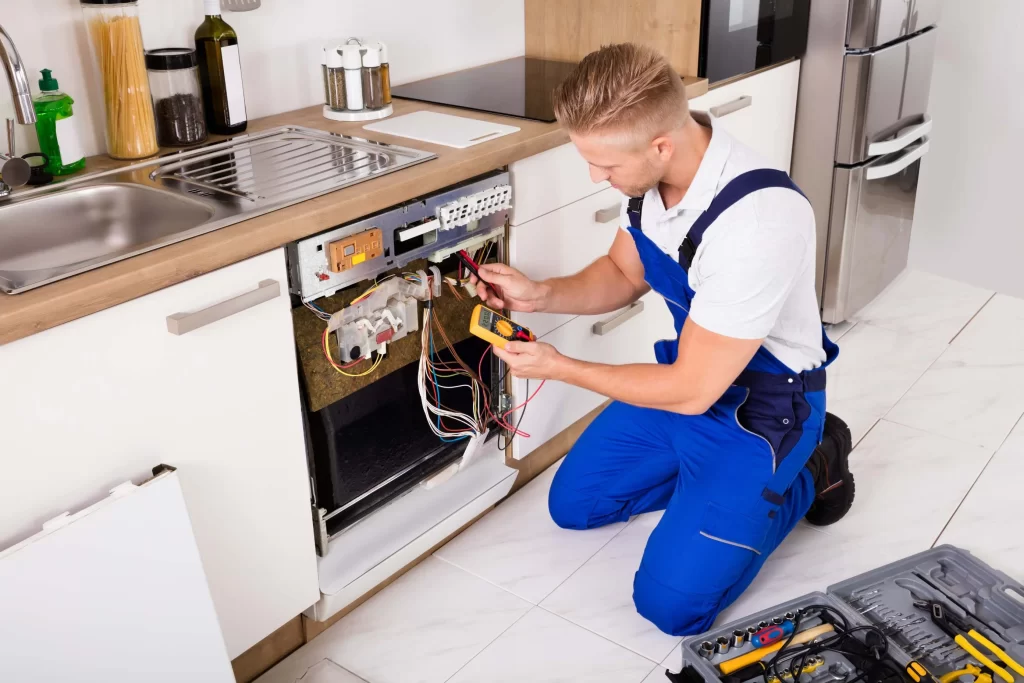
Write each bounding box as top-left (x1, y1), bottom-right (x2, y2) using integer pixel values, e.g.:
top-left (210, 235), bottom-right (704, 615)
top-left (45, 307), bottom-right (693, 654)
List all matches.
top-left (633, 565), bottom-right (719, 636)
top-left (547, 468), bottom-right (590, 530)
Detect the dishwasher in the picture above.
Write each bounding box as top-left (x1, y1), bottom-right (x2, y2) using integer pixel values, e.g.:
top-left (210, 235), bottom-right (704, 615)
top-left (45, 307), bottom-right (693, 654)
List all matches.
top-left (286, 170), bottom-right (519, 620)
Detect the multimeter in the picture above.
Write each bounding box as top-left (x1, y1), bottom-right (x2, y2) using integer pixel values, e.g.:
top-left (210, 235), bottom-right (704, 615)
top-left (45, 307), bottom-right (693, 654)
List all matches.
top-left (469, 304), bottom-right (535, 349)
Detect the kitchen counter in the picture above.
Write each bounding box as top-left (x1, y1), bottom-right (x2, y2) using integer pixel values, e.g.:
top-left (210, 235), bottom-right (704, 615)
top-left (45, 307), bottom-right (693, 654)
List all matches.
top-left (0, 78), bottom-right (707, 346)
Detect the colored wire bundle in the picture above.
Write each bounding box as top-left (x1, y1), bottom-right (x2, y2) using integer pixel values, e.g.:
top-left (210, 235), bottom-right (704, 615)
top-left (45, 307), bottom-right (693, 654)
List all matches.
top-left (419, 301), bottom-right (487, 440)
top-left (762, 605), bottom-right (906, 683)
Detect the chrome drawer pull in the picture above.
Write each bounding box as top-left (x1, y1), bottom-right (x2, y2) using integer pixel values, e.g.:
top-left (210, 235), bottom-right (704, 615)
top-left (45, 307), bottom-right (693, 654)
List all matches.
top-left (167, 279), bottom-right (280, 335)
top-left (592, 300), bottom-right (645, 336)
top-left (709, 95), bottom-right (752, 118)
top-left (594, 204), bottom-right (620, 224)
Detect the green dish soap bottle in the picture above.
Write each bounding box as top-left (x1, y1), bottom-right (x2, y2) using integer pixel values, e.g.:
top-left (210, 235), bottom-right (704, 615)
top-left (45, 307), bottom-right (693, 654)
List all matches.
top-left (33, 69), bottom-right (86, 176)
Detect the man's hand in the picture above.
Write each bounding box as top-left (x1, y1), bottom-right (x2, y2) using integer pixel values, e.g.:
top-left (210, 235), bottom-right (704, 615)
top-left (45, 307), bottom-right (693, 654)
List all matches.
top-left (492, 341), bottom-right (568, 381)
top-left (471, 264), bottom-right (550, 312)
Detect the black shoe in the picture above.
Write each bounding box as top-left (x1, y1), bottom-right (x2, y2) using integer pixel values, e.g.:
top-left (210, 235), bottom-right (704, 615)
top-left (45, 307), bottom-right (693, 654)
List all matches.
top-left (804, 412), bottom-right (855, 527)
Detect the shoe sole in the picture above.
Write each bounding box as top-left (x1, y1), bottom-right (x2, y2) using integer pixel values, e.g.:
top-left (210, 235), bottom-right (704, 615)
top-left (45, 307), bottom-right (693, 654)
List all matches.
top-left (805, 412), bottom-right (855, 527)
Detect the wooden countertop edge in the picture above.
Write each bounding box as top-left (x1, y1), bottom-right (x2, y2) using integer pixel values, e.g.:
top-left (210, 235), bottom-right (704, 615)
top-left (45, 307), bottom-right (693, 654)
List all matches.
top-left (0, 78), bottom-right (707, 347)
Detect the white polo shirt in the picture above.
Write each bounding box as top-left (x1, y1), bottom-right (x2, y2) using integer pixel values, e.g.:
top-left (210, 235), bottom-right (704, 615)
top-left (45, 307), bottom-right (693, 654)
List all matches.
top-left (620, 113), bottom-right (826, 372)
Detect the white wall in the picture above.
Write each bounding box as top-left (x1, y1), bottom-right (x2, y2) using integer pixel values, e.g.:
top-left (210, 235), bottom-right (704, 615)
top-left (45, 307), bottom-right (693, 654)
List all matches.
top-left (0, 0), bottom-right (525, 158)
top-left (909, 1), bottom-right (1024, 297)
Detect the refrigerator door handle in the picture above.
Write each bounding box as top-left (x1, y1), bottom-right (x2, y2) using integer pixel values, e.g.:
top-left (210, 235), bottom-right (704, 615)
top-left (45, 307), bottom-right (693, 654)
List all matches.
top-left (865, 140), bottom-right (930, 180)
top-left (866, 115), bottom-right (933, 157)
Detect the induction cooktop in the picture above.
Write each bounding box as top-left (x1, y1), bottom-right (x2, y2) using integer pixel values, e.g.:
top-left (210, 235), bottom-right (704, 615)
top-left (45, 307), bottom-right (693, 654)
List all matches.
top-left (391, 57), bottom-right (579, 123)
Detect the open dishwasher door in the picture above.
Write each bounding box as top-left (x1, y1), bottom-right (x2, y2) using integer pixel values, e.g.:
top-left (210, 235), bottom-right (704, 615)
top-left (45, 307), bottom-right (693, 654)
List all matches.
top-left (0, 468), bottom-right (234, 682)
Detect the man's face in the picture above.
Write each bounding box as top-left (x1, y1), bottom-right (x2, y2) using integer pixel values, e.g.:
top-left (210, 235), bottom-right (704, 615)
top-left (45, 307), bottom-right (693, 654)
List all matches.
top-left (571, 131), bottom-right (669, 198)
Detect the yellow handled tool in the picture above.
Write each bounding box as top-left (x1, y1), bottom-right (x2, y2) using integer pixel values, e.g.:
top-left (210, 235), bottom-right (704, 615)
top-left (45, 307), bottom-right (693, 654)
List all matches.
top-left (906, 660), bottom-right (941, 683)
top-left (970, 628), bottom-right (1024, 678)
top-left (940, 663), bottom-right (993, 683)
top-left (953, 634), bottom-right (1013, 683)
top-left (719, 624), bottom-right (835, 675)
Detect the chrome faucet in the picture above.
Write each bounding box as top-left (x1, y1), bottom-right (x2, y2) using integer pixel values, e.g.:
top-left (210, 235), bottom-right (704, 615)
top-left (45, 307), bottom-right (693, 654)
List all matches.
top-left (0, 23), bottom-right (35, 198)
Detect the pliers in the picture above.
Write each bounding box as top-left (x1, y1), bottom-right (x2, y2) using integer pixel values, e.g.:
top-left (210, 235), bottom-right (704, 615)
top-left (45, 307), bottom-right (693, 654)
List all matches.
top-left (939, 663), bottom-right (994, 683)
top-left (918, 601), bottom-right (1024, 683)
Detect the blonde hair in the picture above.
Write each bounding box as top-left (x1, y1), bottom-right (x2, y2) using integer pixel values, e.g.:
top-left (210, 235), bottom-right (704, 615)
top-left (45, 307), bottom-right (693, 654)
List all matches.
top-left (552, 43), bottom-right (689, 143)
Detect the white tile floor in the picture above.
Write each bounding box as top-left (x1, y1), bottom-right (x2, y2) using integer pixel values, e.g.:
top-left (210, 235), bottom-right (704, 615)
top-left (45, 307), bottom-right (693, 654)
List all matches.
top-left (260, 271), bottom-right (1024, 683)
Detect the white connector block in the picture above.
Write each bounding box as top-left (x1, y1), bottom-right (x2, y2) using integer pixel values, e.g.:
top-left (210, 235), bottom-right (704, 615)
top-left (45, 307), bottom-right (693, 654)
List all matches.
top-left (437, 184), bottom-right (512, 231)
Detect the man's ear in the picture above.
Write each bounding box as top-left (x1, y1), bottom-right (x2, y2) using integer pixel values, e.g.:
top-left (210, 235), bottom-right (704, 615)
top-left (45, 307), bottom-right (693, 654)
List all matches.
top-left (651, 135), bottom-right (674, 161)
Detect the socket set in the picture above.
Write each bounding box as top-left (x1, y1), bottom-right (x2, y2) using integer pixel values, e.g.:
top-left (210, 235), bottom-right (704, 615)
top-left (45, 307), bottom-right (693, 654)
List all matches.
top-left (676, 546), bottom-right (1024, 683)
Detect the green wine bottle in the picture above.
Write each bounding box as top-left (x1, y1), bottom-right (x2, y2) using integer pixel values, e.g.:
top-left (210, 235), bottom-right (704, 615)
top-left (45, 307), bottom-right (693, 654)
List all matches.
top-left (195, 0), bottom-right (247, 135)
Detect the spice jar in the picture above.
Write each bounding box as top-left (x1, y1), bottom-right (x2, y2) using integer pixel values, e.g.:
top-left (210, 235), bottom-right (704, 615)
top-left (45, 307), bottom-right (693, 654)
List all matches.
top-left (323, 46), bottom-right (346, 111)
top-left (342, 46), bottom-right (364, 111)
top-left (146, 48), bottom-right (207, 147)
top-left (377, 42), bottom-right (392, 106)
top-left (80, 0), bottom-right (159, 159)
top-left (361, 46), bottom-right (384, 111)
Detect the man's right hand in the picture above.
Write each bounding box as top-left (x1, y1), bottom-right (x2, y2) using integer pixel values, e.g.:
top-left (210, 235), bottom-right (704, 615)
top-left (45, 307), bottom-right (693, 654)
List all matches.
top-left (471, 263), bottom-right (550, 312)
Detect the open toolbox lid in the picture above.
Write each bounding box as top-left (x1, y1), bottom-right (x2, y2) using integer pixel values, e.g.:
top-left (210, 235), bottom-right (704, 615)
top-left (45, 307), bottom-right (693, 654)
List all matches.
top-left (677, 546), bottom-right (1024, 683)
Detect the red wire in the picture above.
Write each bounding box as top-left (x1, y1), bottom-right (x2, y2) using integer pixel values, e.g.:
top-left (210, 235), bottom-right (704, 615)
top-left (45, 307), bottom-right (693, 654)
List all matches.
top-left (477, 346), bottom-right (545, 438)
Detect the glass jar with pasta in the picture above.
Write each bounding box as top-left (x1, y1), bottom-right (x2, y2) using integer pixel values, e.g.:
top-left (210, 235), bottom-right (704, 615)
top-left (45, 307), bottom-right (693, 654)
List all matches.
top-left (81, 0), bottom-right (159, 160)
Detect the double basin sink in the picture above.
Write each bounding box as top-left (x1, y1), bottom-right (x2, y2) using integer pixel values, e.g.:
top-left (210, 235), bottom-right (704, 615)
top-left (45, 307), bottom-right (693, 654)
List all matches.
top-left (0, 126), bottom-right (435, 294)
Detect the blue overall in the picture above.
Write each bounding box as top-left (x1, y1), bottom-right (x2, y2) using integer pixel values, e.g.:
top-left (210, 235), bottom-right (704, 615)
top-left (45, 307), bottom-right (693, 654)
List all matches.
top-left (548, 169), bottom-right (839, 636)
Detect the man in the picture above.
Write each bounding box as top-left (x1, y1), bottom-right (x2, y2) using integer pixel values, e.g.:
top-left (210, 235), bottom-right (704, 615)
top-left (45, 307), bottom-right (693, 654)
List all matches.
top-left (473, 44), bottom-right (854, 636)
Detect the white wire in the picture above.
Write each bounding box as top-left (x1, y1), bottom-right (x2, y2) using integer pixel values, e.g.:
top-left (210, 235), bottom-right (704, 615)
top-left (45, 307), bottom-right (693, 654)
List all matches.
top-left (418, 306), bottom-right (485, 438)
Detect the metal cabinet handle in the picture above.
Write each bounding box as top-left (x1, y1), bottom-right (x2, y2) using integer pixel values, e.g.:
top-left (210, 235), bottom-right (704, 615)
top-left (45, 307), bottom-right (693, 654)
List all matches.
top-left (592, 300), bottom-right (645, 336)
top-left (867, 115), bottom-right (932, 157)
top-left (709, 95), bottom-right (752, 118)
top-left (594, 204), bottom-right (620, 224)
top-left (166, 279), bottom-right (280, 335)
top-left (865, 140), bottom-right (930, 181)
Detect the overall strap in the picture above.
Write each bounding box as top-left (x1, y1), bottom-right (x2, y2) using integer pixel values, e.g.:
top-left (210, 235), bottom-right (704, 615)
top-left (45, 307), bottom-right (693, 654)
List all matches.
top-left (679, 169), bottom-right (806, 271)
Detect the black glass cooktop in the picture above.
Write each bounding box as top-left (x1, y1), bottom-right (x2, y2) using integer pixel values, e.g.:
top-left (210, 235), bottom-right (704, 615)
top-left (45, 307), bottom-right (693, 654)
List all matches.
top-left (391, 57), bottom-right (579, 123)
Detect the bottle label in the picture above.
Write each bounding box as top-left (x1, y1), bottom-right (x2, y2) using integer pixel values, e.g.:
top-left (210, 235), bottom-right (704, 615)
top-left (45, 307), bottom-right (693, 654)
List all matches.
top-left (55, 115), bottom-right (86, 165)
top-left (221, 45), bottom-right (248, 126)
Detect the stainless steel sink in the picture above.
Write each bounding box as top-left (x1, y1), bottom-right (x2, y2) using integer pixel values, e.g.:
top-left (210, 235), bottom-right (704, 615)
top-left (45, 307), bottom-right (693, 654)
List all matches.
top-left (0, 126), bottom-right (435, 294)
top-left (0, 184), bottom-right (214, 290)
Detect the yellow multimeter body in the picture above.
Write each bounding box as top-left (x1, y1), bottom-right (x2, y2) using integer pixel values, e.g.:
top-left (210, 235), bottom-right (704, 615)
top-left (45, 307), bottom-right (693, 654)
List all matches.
top-left (469, 304), bottom-right (535, 349)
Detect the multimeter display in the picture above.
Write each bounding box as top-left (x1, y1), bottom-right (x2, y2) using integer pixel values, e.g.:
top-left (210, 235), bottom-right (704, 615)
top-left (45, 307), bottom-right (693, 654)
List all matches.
top-left (469, 305), bottom-right (535, 349)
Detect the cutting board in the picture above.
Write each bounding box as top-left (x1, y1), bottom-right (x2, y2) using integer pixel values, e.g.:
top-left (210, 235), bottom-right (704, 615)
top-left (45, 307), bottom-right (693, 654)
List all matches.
top-left (364, 111), bottom-right (520, 148)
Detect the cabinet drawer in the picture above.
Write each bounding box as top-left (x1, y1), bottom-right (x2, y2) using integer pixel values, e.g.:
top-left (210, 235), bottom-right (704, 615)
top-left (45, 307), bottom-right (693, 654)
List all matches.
top-left (510, 290), bottom-right (675, 459)
top-left (509, 186), bottom-right (624, 339)
top-left (510, 142), bottom-right (609, 225)
top-left (688, 60), bottom-right (801, 172)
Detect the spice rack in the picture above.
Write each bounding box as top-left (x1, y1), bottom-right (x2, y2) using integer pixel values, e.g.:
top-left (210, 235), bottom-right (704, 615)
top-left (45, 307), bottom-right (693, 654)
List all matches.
top-left (322, 38), bottom-right (393, 123)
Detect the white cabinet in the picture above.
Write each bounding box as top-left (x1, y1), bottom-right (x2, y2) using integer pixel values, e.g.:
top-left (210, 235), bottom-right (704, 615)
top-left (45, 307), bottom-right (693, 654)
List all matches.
top-left (510, 291), bottom-right (675, 460)
top-left (509, 142), bottom-right (609, 225)
top-left (688, 60), bottom-right (801, 172)
top-left (0, 249), bottom-right (319, 659)
top-left (509, 186), bottom-right (625, 338)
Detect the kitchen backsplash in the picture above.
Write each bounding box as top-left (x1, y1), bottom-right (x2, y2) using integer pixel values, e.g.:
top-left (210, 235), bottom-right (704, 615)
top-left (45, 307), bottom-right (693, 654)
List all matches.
top-left (1, 0), bottom-right (525, 159)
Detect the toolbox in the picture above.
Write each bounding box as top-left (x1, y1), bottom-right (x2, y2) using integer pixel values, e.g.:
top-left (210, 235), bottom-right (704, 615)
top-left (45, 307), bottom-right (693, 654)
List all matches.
top-left (674, 546), bottom-right (1024, 683)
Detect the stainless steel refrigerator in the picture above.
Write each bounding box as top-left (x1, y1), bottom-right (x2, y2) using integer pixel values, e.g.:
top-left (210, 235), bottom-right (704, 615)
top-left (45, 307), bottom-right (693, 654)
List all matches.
top-left (792, 0), bottom-right (939, 323)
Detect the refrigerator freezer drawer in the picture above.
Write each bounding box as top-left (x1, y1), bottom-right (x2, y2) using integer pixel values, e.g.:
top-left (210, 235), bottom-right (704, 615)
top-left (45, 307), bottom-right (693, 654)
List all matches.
top-left (835, 27), bottom-right (936, 164)
top-left (821, 139), bottom-right (929, 323)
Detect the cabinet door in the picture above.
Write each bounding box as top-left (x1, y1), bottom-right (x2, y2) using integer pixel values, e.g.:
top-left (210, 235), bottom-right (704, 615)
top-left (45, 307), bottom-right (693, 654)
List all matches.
top-left (509, 186), bottom-right (625, 339)
top-left (688, 60), bottom-right (801, 172)
top-left (510, 290), bottom-right (675, 460)
top-left (0, 249), bottom-right (319, 659)
top-left (510, 142), bottom-right (609, 226)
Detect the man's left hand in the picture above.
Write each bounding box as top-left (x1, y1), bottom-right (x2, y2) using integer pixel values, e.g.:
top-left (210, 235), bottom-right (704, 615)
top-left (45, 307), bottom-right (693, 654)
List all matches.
top-left (492, 341), bottom-right (568, 381)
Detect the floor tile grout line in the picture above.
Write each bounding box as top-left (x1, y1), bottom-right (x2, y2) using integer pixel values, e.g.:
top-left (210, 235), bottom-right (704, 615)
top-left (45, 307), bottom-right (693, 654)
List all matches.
top-left (440, 605), bottom-right (536, 683)
top-left (431, 553), bottom-right (542, 605)
top-left (948, 291), bottom-right (997, 346)
top-left (534, 600), bottom-right (681, 665)
top-left (532, 517), bottom-right (638, 605)
top-left (928, 410), bottom-right (1024, 549)
top-left (877, 415), bottom-right (1004, 452)
top-left (534, 604), bottom-right (664, 665)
